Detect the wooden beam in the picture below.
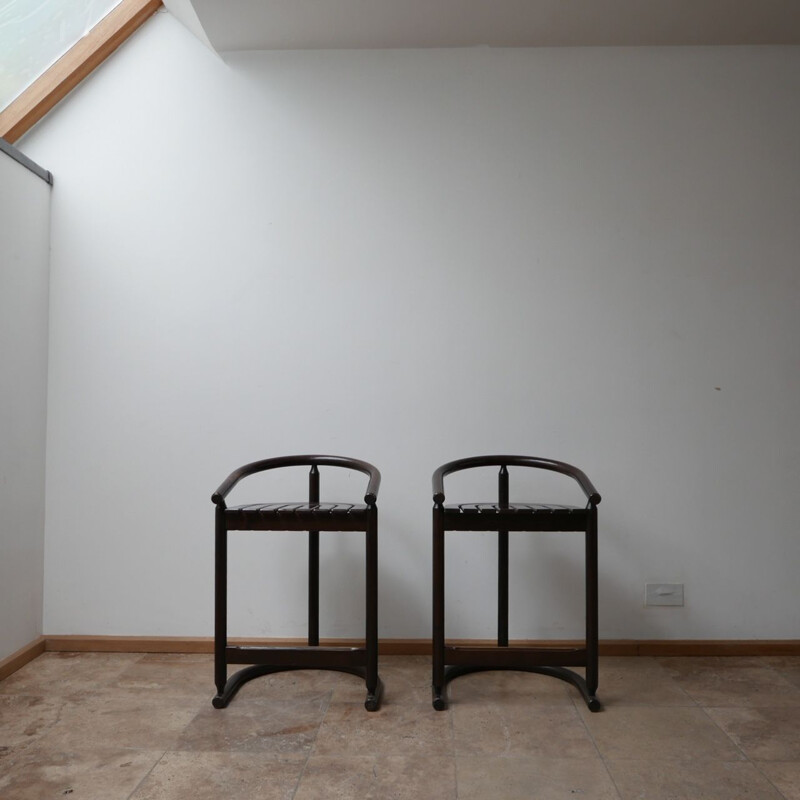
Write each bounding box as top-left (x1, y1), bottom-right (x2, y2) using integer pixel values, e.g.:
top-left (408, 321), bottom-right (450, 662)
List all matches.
top-left (0, 0), bottom-right (162, 144)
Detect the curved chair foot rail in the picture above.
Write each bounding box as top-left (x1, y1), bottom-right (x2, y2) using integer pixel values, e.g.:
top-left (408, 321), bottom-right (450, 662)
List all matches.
top-left (213, 664), bottom-right (383, 711)
top-left (431, 665), bottom-right (601, 712)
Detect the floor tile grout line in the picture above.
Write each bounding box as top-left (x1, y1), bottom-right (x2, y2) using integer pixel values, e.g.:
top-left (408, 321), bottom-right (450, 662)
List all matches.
top-left (448, 692), bottom-right (459, 799)
top-left (570, 690), bottom-right (625, 800)
top-left (747, 760), bottom-right (793, 800)
top-left (656, 657), bottom-right (800, 708)
top-left (650, 657), bottom-right (702, 707)
top-left (695, 697), bottom-right (795, 795)
top-left (697, 703), bottom-right (754, 764)
top-left (124, 748), bottom-right (168, 800)
top-left (697, 697), bottom-right (795, 800)
top-left (290, 688), bottom-right (334, 799)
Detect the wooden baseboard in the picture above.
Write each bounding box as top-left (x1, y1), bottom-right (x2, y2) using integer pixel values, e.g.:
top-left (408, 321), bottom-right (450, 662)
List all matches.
top-left (42, 635), bottom-right (433, 656)
top-left (0, 636), bottom-right (46, 681)
top-left (41, 636), bottom-right (800, 657)
top-left (4, 636), bottom-right (421, 681)
top-left (633, 640), bottom-right (800, 657)
top-left (44, 635), bottom-right (215, 654)
top-left (1, 635), bottom-right (797, 682)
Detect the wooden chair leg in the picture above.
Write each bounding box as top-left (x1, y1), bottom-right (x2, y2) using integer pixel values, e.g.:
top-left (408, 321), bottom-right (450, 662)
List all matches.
top-left (586, 507), bottom-right (599, 698)
top-left (498, 466), bottom-right (509, 647)
top-left (308, 465), bottom-right (320, 646)
top-left (432, 507), bottom-right (446, 709)
top-left (365, 507), bottom-right (382, 710)
top-left (214, 509), bottom-right (227, 703)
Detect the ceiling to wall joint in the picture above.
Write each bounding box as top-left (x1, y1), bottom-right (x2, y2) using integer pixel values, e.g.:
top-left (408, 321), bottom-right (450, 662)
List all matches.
top-left (164, 0), bottom-right (800, 52)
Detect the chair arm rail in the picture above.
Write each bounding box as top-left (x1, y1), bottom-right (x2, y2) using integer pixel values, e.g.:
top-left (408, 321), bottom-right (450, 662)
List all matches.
top-left (432, 455), bottom-right (600, 506)
top-left (212, 454), bottom-right (381, 507)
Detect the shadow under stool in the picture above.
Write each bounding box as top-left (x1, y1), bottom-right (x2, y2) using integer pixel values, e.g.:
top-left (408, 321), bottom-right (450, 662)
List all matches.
top-left (431, 455), bottom-right (602, 712)
top-left (211, 454), bottom-right (383, 711)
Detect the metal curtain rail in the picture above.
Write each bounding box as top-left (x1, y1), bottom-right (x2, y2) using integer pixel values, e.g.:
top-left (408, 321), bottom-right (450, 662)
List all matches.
top-left (0, 137), bottom-right (53, 185)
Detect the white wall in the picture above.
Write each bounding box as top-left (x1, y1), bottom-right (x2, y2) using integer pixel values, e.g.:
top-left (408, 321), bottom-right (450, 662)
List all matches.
top-left (21, 12), bottom-right (800, 641)
top-left (0, 148), bottom-right (50, 659)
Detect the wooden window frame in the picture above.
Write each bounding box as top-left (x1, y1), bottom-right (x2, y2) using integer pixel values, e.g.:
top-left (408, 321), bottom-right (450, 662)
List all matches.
top-left (0, 0), bottom-right (162, 144)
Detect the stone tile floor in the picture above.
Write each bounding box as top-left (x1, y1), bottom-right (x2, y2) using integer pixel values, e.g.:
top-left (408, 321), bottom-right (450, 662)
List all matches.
top-left (1, 653), bottom-right (799, 799)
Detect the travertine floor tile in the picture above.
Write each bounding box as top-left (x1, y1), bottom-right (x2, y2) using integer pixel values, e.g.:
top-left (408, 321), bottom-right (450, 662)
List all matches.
top-left (0, 745), bottom-right (162, 800)
top-left (313, 699), bottom-right (453, 756)
top-left (657, 657), bottom-right (800, 707)
top-left (229, 656), bottom-right (429, 706)
top-left (757, 761), bottom-right (800, 800)
top-left (0, 652), bottom-right (139, 697)
top-left (456, 755), bottom-right (620, 799)
top-left (231, 667), bottom-right (367, 705)
top-left (706, 707), bottom-right (800, 761)
top-left (606, 759), bottom-right (785, 799)
top-left (0, 694), bottom-right (65, 752)
top-left (31, 689), bottom-right (202, 751)
top-left (5, 653), bottom-right (800, 800)
top-left (138, 653), bottom-right (213, 664)
top-left (176, 694), bottom-right (329, 754)
top-left (112, 654), bottom-right (214, 698)
top-left (452, 702), bottom-right (597, 758)
top-left (446, 668), bottom-right (574, 707)
top-left (578, 706), bottom-right (744, 761)
top-left (129, 751), bottom-right (306, 800)
top-left (359, 655), bottom-right (433, 706)
top-left (295, 755), bottom-right (457, 800)
top-left (589, 657), bottom-right (696, 706)
top-left (764, 657), bottom-right (800, 692)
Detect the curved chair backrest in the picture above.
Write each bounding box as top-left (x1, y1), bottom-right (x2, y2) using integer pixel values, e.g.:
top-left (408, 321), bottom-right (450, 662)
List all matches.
top-left (213, 454), bottom-right (381, 507)
top-left (432, 455), bottom-right (600, 506)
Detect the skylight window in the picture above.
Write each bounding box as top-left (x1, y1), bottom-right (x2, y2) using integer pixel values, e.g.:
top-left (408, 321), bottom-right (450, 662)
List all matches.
top-left (0, 0), bottom-right (122, 111)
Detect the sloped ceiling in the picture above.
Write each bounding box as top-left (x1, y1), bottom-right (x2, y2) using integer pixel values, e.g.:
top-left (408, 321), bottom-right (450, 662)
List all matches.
top-left (164, 0), bottom-right (800, 52)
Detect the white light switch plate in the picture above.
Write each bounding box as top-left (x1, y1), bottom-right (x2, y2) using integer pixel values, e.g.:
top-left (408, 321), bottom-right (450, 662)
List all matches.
top-left (645, 583), bottom-right (684, 606)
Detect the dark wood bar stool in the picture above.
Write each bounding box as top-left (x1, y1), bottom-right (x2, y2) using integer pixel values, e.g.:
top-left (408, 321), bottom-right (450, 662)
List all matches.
top-left (212, 455), bottom-right (383, 711)
top-left (431, 455), bottom-right (601, 711)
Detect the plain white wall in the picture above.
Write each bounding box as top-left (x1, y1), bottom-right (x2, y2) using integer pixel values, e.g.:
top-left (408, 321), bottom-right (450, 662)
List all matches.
top-left (0, 149), bottom-right (50, 659)
top-left (21, 11), bottom-right (800, 641)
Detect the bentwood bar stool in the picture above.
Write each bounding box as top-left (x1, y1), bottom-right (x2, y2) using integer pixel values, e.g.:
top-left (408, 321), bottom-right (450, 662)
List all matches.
top-left (431, 455), bottom-right (601, 711)
top-left (212, 455), bottom-right (383, 711)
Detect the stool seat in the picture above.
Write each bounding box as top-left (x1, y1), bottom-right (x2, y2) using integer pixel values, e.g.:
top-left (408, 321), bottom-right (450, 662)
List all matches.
top-left (226, 502), bottom-right (369, 531)
top-left (442, 502), bottom-right (587, 532)
top-left (444, 503), bottom-right (581, 511)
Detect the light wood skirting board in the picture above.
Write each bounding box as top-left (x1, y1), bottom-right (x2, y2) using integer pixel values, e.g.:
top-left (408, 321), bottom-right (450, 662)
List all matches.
top-left (41, 636), bottom-right (800, 658)
top-left (2, 636), bottom-right (798, 682)
top-left (0, 636), bottom-right (46, 682)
